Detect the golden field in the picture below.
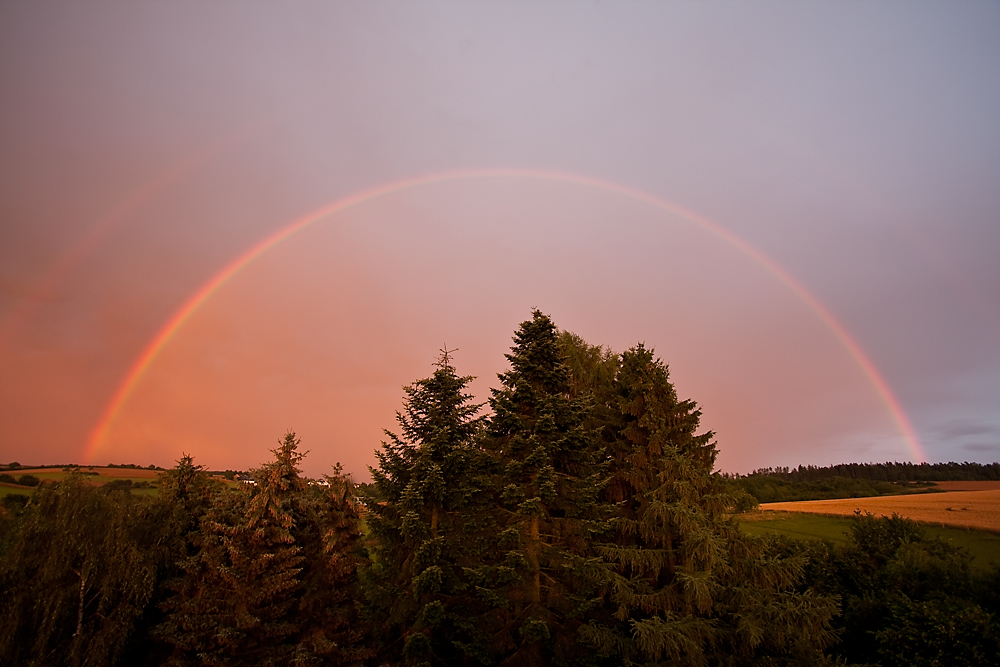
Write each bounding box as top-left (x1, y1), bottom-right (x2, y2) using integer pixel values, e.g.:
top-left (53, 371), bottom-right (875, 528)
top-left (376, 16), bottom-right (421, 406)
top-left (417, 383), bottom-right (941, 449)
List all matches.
top-left (760, 489), bottom-right (1000, 532)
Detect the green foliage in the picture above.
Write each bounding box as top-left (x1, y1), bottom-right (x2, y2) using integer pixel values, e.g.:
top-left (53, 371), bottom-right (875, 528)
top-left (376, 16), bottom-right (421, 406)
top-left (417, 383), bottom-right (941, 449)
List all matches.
top-left (741, 511), bottom-right (1000, 571)
top-left (739, 512), bottom-right (853, 545)
top-left (744, 461), bottom-right (1000, 482)
top-left (486, 311), bottom-right (614, 665)
top-left (365, 313), bottom-right (840, 666)
top-left (2, 492), bottom-right (29, 513)
top-left (783, 511), bottom-right (1000, 666)
top-left (103, 478), bottom-right (134, 493)
top-left (157, 435), bottom-right (370, 666)
top-left (729, 473), bottom-right (940, 503)
top-left (364, 349), bottom-right (497, 665)
top-left (570, 341), bottom-right (838, 666)
top-left (0, 474), bottom-right (170, 667)
top-left (16, 474), bottom-right (40, 487)
top-left (848, 510), bottom-right (925, 567)
top-left (875, 596), bottom-right (999, 667)
top-left (11, 311), bottom-right (994, 665)
top-left (730, 461), bottom-right (999, 505)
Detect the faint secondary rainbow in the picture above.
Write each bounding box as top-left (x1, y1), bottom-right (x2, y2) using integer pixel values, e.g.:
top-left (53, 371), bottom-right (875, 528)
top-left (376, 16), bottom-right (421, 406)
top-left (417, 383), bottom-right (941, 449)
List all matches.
top-left (0, 119), bottom-right (263, 351)
top-left (85, 167), bottom-right (927, 463)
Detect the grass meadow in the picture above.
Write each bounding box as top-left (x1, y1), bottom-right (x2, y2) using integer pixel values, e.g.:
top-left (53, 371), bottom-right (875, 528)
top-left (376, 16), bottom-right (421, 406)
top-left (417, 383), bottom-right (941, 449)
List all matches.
top-left (740, 510), bottom-right (1000, 570)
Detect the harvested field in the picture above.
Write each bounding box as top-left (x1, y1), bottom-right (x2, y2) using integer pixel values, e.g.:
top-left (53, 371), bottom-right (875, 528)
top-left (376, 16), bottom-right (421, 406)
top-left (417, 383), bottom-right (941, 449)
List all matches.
top-left (760, 489), bottom-right (1000, 532)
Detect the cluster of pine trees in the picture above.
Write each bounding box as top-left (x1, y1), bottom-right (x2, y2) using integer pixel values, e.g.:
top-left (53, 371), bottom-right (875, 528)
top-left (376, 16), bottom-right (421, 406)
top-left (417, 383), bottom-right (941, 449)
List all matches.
top-left (0, 440), bottom-right (369, 666)
top-left (362, 310), bottom-right (836, 665)
top-left (14, 310), bottom-right (994, 665)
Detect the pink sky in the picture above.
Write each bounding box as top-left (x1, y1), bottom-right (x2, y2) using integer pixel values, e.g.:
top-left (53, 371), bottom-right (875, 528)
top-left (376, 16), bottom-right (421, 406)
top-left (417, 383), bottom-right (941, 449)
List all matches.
top-left (1, 2), bottom-right (998, 479)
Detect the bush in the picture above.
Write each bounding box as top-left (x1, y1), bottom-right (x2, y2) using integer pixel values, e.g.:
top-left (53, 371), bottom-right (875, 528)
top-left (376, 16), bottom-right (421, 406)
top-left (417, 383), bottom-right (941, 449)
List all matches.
top-left (2, 494), bottom-right (29, 513)
top-left (875, 596), bottom-right (999, 667)
top-left (0, 473), bottom-right (16, 484)
top-left (15, 475), bottom-right (39, 487)
top-left (103, 479), bottom-right (134, 493)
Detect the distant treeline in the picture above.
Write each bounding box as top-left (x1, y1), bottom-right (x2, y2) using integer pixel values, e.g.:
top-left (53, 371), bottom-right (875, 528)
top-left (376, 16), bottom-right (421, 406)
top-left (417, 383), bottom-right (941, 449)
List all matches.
top-left (739, 460), bottom-right (1000, 482)
top-left (725, 475), bottom-right (936, 504)
top-left (722, 461), bottom-right (1000, 504)
top-left (1, 311), bottom-right (997, 666)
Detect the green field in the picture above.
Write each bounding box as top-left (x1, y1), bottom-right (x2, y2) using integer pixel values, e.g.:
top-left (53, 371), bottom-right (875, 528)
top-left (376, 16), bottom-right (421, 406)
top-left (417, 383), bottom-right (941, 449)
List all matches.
top-left (739, 511), bottom-right (852, 544)
top-left (0, 484), bottom-right (32, 498)
top-left (0, 469), bottom-right (162, 501)
top-left (739, 511), bottom-right (1000, 569)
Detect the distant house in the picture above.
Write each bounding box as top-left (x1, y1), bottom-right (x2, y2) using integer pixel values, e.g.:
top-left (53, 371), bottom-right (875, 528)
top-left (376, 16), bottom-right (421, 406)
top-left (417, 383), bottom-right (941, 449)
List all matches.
top-left (233, 473), bottom-right (256, 487)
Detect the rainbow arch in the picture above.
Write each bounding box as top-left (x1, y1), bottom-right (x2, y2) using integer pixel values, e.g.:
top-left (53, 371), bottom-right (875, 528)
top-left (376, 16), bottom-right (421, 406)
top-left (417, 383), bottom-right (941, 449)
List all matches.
top-left (84, 167), bottom-right (927, 463)
top-left (0, 119), bottom-right (264, 351)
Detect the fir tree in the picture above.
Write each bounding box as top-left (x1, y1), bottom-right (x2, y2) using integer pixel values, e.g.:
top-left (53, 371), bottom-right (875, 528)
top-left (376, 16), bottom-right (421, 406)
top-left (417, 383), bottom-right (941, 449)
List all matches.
top-left (158, 433), bottom-right (370, 666)
top-left (486, 311), bottom-right (613, 666)
top-left (570, 342), bottom-right (838, 666)
top-left (364, 349), bottom-right (497, 666)
top-left (296, 463), bottom-right (372, 665)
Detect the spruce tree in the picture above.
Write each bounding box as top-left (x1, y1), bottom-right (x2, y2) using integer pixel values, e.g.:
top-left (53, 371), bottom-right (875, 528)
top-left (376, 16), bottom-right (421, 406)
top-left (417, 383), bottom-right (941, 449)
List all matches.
top-left (364, 350), bottom-right (496, 666)
top-left (570, 342), bottom-right (838, 666)
top-left (485, 311), bottom-right (612, 666)
top-left (158, 433), bottom-right (369, 666)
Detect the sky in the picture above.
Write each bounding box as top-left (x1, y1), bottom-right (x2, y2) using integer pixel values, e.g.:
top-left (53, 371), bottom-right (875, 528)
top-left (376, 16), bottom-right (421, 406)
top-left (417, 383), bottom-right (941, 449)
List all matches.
top-left (1, 1), bottom-right (998, 480)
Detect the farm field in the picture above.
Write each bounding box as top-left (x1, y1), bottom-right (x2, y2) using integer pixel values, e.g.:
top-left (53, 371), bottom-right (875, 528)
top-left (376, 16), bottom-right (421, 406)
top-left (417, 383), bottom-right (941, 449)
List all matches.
top-left (759, 489), bottom-right (1000, 532)
top-left (1, 467), bottom-right (164, 499)
top-left (1, 467), bottom-right (239, 499)
top-left (740, 510), bottom-right (1000, 569)
top-left (739, 511), bottom-right (852, 544)
top-left (0, 483), bottom-right (32, 498)
top-left (14, 466), bottom-right (161, 481)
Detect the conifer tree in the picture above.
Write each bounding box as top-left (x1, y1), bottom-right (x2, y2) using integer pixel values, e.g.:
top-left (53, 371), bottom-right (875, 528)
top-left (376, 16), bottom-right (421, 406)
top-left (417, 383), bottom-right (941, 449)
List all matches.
top-left (570, 342), bottom-right (838, 666)
top-left (364, 350), bottom-right (497, 666)
top-left (486, 311), bottom-right (612, 666)
top-left (158, 433), bottom-right (369, 666)
top-left (297, 463), bottom-right (371, 665)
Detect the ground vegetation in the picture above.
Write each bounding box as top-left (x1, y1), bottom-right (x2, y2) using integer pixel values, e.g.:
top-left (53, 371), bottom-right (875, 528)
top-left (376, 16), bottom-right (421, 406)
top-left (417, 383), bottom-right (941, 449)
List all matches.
top-left (0, 311), bottom-right (995, 665)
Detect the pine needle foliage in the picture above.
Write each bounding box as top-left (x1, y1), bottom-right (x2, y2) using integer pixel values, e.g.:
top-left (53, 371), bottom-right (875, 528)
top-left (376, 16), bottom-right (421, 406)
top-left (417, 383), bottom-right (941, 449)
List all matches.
top-left (364, 350), bottom-right (497, 666)
top-left (485, 311), bottom-right (614, 666)
top-left (562, 339), bottom-right (838, 666)
top-left (158, 434), bottom-right (370, 666)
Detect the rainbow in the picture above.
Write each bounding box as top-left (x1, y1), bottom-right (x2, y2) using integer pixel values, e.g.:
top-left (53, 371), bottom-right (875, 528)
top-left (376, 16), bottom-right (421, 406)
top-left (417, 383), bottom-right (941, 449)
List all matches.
top-left (0, 120), bottom-right (262, 351)
top-left (84, 167), bottom-right (928, 463)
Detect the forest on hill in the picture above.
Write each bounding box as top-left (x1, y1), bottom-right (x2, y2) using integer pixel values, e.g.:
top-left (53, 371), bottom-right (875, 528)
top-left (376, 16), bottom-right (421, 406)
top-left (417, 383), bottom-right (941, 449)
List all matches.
top-left (723, 461), bottom-right (1000, 504)
top-left (1, 311), bottom-right (998, 666)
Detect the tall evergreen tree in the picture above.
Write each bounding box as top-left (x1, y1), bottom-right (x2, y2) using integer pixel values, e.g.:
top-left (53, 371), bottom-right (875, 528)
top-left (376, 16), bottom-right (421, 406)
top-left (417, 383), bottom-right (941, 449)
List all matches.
top-left (569, 342), bottom-right (838, 666)
top-left (364, 349), bottom-right (497, 666)
top-left (158, 433), bottom-right (369, 666)
top-left (300, 463), bottom-right (372, 664)
top-left (486, 311), bottom-right (613, 666)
